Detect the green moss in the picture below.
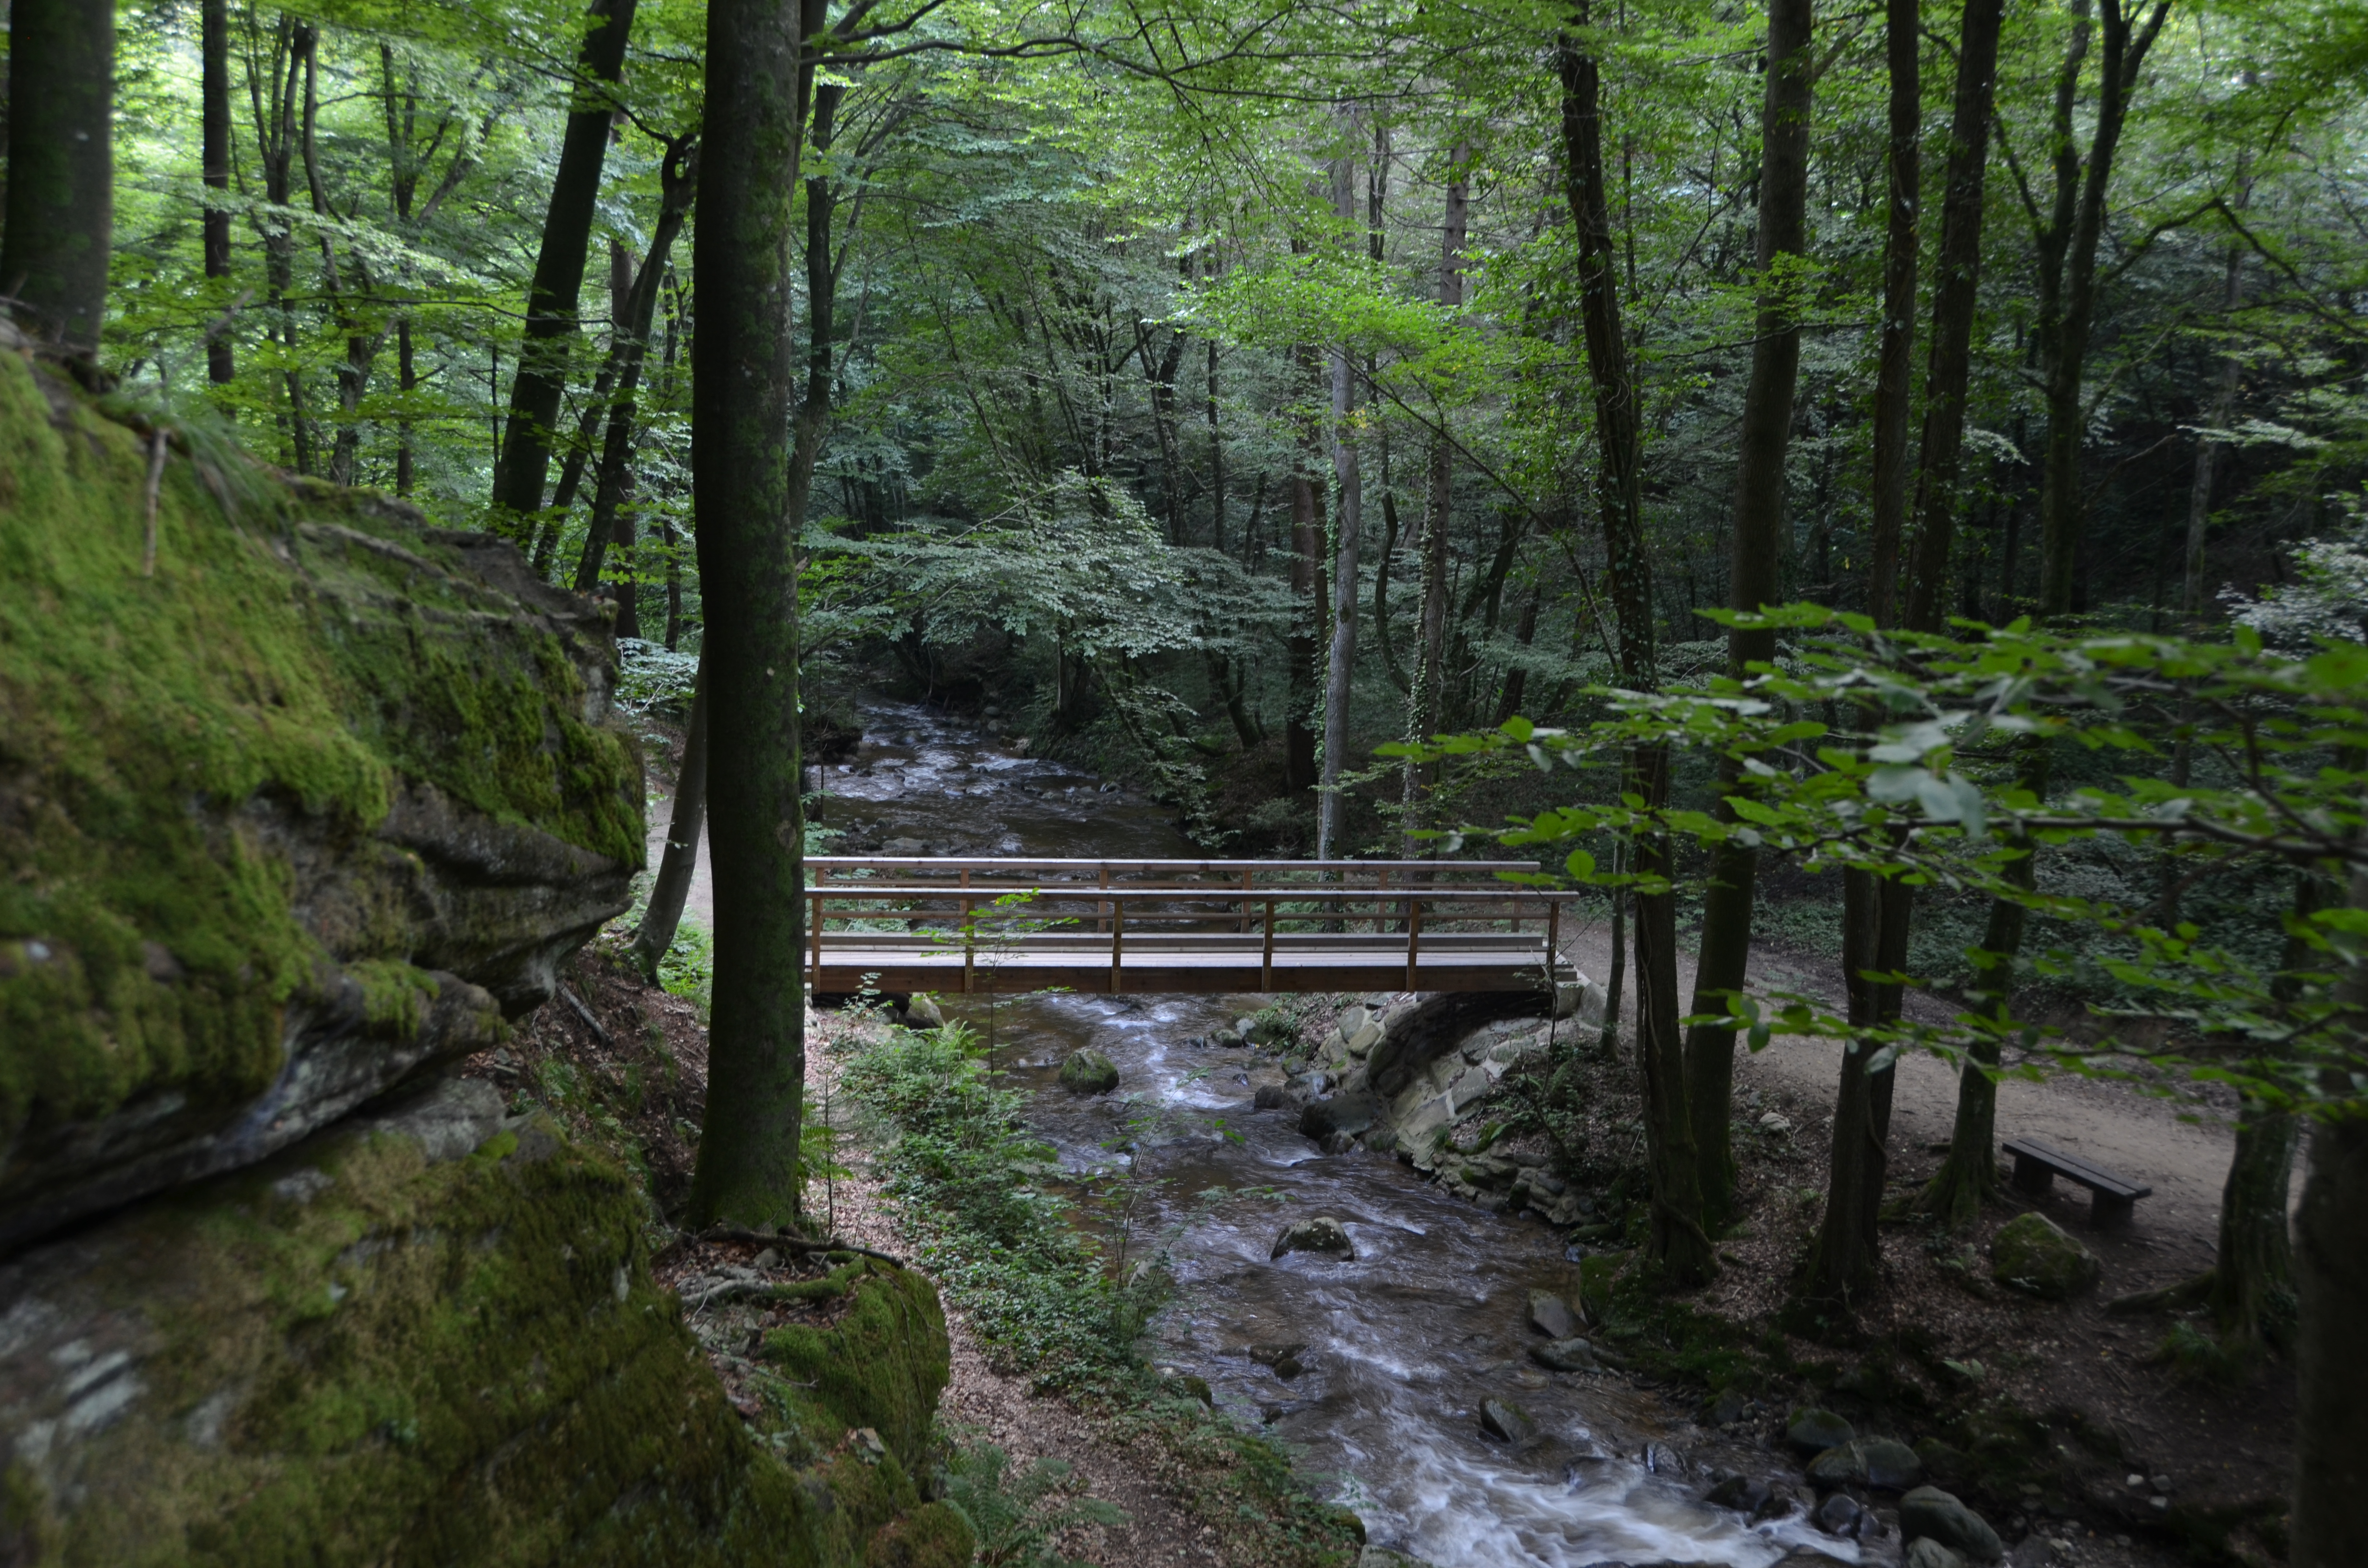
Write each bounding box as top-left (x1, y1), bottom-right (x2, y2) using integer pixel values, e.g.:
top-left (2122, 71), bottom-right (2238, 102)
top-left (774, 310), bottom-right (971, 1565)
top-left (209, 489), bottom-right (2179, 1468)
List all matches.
top-left (0, 350), bottom-right (640, 1168)
top-left (862, 1502), bottom-right (974, 1568)
top-left (762, 1264), bottom-right (953, 1477)
top-left (0, 1110), bottom-right (955, 1566)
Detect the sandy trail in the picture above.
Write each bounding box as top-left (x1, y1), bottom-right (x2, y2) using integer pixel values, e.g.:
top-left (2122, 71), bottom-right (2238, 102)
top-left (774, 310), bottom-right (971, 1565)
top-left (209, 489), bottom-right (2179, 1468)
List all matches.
top-left (1550, 920), bottom-right (2247, 1290)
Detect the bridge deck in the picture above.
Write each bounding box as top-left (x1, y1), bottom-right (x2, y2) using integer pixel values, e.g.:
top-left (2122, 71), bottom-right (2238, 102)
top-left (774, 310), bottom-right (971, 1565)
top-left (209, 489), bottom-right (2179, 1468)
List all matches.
top-left (803, 858), bottom-right (1579, 996)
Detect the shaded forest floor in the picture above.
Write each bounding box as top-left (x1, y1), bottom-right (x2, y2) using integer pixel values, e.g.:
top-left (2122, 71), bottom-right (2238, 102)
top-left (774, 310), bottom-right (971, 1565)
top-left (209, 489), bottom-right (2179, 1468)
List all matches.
top-left (1494, 926), bottom-right (2298, 1568)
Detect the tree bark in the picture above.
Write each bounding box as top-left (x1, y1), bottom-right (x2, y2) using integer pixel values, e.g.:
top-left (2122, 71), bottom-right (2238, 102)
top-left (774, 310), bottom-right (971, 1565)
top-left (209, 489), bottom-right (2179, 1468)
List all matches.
top-left (1399, 151), bottom-right (1466, 852)
top-left (685, 0), bottom-right (807, 1228)
top-left (2293, 865), bottom-right (2368, 1568)
top-left (633, 661), bottom-right (709, 980)
top-left (2, 0), bottom-right (115, 355)
top-left (1684, 0), bottom-right (1812, 1230)
top-left (1866, 0), bottom-right (1919, 627)
top-left (1285, 465), bottom-right (1321, 796)
top-left (2033, 0), bottom-right (2170, 617)
top-left (572, 144), bottom-right (695, 610)
top-left (1319, 133), bottom-right (1366, 863)
top-left (490, 0), bottom-right (639, 532)
top-left (1560, 13), bottom-right (1714, 1286)
top-left (1900, 0), bottom-right (2004, 632)
top-left (201, 0), bottom-right (234, 383)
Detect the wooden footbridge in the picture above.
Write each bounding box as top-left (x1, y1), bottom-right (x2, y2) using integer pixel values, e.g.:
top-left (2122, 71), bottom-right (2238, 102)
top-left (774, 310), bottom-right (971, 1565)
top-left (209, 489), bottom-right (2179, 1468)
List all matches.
top-left (803, 858), bottom-right (1581, 997)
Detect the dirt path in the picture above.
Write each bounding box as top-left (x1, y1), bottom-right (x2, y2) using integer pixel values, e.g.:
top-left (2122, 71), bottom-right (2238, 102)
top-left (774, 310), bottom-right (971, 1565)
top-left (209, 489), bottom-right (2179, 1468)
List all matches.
top-left (1551, 919), bottom-right (2248, 1296)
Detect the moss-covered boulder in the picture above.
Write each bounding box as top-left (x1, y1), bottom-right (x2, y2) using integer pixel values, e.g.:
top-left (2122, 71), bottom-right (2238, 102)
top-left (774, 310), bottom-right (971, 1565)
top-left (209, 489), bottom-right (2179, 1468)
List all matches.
top-left (0, 345), bottom-right (643, 1249)
top-left (1989, 1213), bottom-right (2100, 1300)
top-left (1057, 1050), bottom-right (1119, 1094)
top-left (0, 1074), bottom-right (967, 1567)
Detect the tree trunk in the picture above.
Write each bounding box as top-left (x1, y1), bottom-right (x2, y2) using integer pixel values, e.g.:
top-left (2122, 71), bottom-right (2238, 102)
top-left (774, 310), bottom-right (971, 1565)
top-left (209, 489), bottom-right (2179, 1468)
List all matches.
top-left (490, 0), bottom-right (639, 532)
top-left (684, 0), bottom-right (807, 1229)
top-left (571, 146), bottom-right (695, 607)
top-left (1399, 153), bottom-right (1466, 852)
top-left (202, 0), bottom-right (234, 383)
top-left (2033, 0), bottom-right (2169, 617)
top-left (1865, 0), bottom-right (1919, 627)
top-left (1891, 0), bottom-right (2010, 1230)
top-left (1919, 742), bottom-right (2047, 1229)
top-left (1559, 13), bottom-right (1714, 1286)
top-left (2292, 867), bottom-right (2368, 1567)
top-left (2, 0), bottom-right (115, 355)
top-left (1318, 135), bottom-right (1365, 864)
top-left (1285, 464), bottom-right (1321, 796)
top-left (633, 661), bottom-right (709, 980)
top-left (1492, 584), bottom-right (1541, 726)
top-left (1900, 0), bottom-right (2002, 632)
top-left (1374, 490), bottom-right (1410, 693)
top-left (1683, 0), bottom-right (1812, 1229)
top-left (2163, 193), bottom-right (2245, 922)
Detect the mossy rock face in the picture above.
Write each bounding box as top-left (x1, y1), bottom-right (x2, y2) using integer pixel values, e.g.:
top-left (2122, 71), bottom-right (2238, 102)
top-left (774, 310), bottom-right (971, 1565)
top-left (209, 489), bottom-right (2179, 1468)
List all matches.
top-left (1057, 1050), bottom-right (1119, 1094)
top-left (1989, 1213), bottom-right (2100, 1300)
top-left (0, 1078), bottom-right (964, 1567)
top-left (0, 348), bottom-right (643, 1248)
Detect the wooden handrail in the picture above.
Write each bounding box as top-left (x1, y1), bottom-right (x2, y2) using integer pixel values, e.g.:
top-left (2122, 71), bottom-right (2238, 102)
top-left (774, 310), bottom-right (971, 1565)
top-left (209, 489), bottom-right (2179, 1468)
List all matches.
top-left (802, 884), bottom-right (1580, 904)
top-left (808, 857), bottom-right (1542, 873)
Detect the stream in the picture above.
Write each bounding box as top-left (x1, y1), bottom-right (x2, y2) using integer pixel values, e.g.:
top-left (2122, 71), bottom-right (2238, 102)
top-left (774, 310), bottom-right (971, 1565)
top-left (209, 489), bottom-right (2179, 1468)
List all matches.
top-left (807, 699), bottom-right (1850, 1568)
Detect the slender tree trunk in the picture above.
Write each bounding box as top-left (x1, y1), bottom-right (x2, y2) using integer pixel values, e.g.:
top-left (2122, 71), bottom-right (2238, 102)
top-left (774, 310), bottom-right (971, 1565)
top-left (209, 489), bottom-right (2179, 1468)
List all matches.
top-left (1492, 585), bottom-right (1542, 725)
top-left (1319, 134), bottom-right (1365, 863)
top-left (2163, 192), bottom-right (2246, 920)
top-left (571, 146), bottom-right (695, 605)
top-left (633, 661), bottom-right (709, 980)
top-left (2293, 866), bottom-right (2368, 1568)
top-left (2, 0), bottom-right (115, 355)
top-left (1560, 14), bottom-right (1714, 1286)
top-left (1400, 151), bottom-right (1466, 852)
top-left (1815, 0), bottom-right (1926, 1267)
top-left (2034, 0), bottom-right (2169, 616)
top-left (202, 0), bottom-right (234, 383)
top-left (1683, 0), bottom-right (1812, 1229)
top-left (1900, 0), bottom-right (2003, 632)
top-left (1285, 440), bottom-right (1322, 798)
top-left (1866, 0), bottom-right (1919, 627)
top-left (1374, 490), bottom-right (1410, 693)
top-left (685, 0), bottom-right (807, 1228)
top-left (490, 0), bottom-right (640, 532)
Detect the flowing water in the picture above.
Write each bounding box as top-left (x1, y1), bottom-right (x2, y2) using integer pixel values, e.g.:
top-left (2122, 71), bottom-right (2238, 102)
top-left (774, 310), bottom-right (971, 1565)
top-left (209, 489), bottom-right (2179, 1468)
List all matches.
top-left (810, 700), bottom-right (1849, 1568)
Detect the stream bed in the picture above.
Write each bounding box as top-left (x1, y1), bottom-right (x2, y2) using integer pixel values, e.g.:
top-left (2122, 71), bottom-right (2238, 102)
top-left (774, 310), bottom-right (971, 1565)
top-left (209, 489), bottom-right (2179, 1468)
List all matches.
top-left (815, 700), bottom-right (1852, 1568)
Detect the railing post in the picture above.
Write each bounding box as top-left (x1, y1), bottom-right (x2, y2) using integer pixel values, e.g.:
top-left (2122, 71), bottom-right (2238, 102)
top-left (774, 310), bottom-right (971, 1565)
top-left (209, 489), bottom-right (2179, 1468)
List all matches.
top-left (962, 895), bottom-right (976, 994)
top-left (1110, 891), bottom-right (1124, 995)
top-left (809, 892), bottom-right (823, 994)
top-left (1098, 864), bottom-right (1111, 935)
top-left (1546, 895), bottom-right (1561, 984)
top-left (1405, 897), bottom-right (1422, 992)
top-left (1261, 897), bottom-right (1275, 992)
top-left (1239, 867), bottom-right (1252, 935)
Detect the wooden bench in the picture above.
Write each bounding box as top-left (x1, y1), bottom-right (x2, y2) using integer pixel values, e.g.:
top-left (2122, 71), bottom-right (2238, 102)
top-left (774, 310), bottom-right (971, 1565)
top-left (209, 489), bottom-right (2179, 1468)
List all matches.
top-left (2002, 1138), bottom-right (2152, 1228)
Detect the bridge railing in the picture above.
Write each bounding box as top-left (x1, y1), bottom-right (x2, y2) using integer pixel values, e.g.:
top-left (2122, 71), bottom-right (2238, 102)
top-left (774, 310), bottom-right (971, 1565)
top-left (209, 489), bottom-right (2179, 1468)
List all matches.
top-left (801, 864), bottom-right (1583, 993)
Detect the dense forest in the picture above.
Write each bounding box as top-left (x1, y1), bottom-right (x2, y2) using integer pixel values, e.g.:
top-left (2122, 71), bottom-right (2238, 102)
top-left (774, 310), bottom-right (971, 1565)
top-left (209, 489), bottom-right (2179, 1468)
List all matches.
top-left (4, 0), bottom-right (2368, 1561)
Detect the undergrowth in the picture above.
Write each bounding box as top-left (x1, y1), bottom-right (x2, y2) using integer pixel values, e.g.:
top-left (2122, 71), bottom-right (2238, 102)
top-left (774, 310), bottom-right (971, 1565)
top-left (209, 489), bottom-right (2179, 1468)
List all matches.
top-left (835, 1013), bottom-right (1363, 1568)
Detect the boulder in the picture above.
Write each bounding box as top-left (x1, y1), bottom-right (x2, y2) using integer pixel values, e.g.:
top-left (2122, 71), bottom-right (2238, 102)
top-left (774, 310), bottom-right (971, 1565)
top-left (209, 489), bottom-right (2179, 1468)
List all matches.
top-left (1900, 1486), bottom-right (2005, 1562)
top-left (1527, 1289), bottom-right (1578, 1339)
top-left (0, 1076), bottom-right (965, 1564)
top-left (904, 993), bottom-right (946, 1028)
top-left (0, 351), bottom-right (642, 1254)
top-left (1478, 1398), bottom-right (1535, 1443)
top-left (1271, 1216), bottom-right (1356, 1261)
top-left (1528, 1337), bottom-right (1600, 1373)
top-left (1816, 1492), bottom-right (1865, 1537)
top-left (1057, 1050), bottom-right (1120, 1094)
top-left (1705, 1473), bottom-right (1772, 1514)
top-left (1990, 1213), bottom-right (2100, 1300)
top-left (1253, 1084), bottom-right (1300, 1111)
top-left (1807, 1437), bottom-right (1925, 1492)
top-left (1904, 1540), bottom-right (1969, 1568)
top-left (1300, 1090), bottom-right (1377, 1142)
top-left (1786, 1408), bottom-right (1857, 1453)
